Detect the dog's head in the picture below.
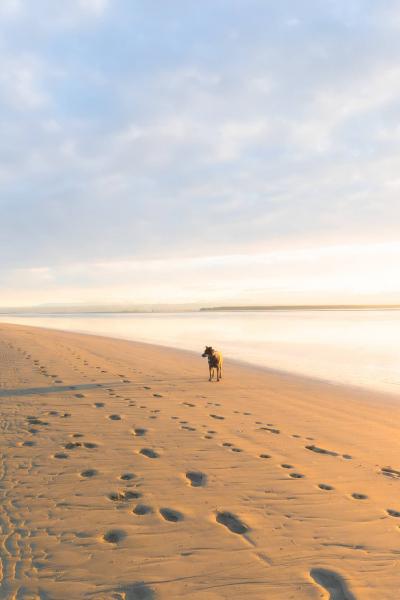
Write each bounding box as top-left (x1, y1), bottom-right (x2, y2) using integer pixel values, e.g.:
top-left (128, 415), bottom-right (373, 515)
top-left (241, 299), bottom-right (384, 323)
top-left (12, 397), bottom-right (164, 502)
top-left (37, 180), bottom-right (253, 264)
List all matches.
top-left (202, 345), bottom-right (213, 357)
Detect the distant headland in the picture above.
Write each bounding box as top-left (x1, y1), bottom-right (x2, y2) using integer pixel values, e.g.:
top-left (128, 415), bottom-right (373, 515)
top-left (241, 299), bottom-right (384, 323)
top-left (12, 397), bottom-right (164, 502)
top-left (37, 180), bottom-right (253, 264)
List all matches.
top-left (200, 305), bottom-right (400, 311)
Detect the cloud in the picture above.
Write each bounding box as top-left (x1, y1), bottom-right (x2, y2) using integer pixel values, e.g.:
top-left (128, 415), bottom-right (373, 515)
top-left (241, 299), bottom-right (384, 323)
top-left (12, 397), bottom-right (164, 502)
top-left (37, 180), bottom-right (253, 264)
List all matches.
top-left (0, 1), bottom-right (400, 304)
top-left (0, 53), bottom-right (49, 110)
top-left (0, 0), bottom-right (110, 28)
top-left (1, 241), bottom-right (399, 306)
top-left (78, 0), bottom-right (109, 16)
top-left (0, 0), bottom-right (22, 18)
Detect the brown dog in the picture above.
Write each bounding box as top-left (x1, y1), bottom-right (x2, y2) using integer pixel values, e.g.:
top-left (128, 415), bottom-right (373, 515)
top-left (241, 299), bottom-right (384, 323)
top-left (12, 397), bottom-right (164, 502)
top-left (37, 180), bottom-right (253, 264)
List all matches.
top-left (202, 346), bottom-right (223, 382)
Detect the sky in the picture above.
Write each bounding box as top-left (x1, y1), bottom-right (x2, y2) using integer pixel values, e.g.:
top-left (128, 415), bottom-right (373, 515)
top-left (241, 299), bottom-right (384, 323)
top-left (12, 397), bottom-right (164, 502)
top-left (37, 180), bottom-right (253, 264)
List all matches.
top-left (1, 0), bottom-right (400, 307)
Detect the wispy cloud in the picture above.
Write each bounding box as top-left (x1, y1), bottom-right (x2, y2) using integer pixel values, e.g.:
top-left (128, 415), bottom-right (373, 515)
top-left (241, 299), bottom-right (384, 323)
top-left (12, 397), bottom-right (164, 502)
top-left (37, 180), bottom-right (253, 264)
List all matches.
top-left (0, 0), bottom-right (22, 18)
top-left (0, 1), bottom-right (399, 304)
top-left (0, 53), bottom-right (49, 110)
top-left (1, 242), bottom-right (399, 306)
top-left (0, 0), bottom-right (110, 25)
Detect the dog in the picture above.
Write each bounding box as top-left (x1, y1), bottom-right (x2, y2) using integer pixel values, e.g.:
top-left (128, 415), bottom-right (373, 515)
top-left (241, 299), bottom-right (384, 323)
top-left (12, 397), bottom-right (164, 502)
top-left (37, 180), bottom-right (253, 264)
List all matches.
top-left (202, 346), bottom-right (223, 382)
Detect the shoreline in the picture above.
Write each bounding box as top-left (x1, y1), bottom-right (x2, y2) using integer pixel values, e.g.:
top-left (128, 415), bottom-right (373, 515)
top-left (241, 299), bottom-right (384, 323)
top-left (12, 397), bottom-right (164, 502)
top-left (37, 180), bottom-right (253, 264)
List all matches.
top-left (0, 318), bottom-right (397, 405)
top-left (1, 322), bottom-right (400, 598)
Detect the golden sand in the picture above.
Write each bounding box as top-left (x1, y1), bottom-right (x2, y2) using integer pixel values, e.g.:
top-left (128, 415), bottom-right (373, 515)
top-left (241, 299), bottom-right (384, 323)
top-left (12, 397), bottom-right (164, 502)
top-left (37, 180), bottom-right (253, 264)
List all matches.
top-left (0, 323), bottom-right (399, 599)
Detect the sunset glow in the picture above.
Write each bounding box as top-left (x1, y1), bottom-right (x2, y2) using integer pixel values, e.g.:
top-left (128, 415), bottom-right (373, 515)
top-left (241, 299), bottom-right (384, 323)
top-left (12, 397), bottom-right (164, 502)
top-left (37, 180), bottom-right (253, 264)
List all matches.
top-left (1, 1), bottom-right (399, 306)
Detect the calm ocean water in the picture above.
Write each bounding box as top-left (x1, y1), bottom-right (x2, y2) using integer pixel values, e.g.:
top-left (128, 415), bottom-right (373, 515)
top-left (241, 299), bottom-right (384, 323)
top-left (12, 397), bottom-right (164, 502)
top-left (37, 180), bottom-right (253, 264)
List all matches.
top-left (1, 310), bottom-right (399, 395)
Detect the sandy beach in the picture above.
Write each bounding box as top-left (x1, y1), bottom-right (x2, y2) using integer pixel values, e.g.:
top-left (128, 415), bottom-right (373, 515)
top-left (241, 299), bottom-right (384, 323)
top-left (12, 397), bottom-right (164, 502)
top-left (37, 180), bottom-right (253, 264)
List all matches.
top-left (1, 322), bottom-right (400, 599)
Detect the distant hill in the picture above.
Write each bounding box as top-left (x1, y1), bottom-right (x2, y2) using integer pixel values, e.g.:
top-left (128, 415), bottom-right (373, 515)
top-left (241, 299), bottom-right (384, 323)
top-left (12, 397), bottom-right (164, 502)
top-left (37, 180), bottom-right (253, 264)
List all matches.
top-left (1, 303), bottom-right (399, 315)
top-left (0, 303), bottom-right (202, 314)
top-left (200, 305), bottom-right (400, 311)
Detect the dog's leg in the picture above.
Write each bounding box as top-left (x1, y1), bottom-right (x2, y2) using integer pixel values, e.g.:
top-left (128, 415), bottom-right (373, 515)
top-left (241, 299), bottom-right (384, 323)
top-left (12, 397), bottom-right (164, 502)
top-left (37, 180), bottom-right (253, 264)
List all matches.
top-left (209, 365), bottom-right (212, 381)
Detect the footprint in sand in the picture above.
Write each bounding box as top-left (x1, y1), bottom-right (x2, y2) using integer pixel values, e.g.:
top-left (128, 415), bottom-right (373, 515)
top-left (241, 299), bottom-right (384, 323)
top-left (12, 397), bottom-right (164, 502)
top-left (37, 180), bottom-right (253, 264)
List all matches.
top-left (65, 442), bottom-right (82, 449)
top-left (387, 509), bottom-right (400, 518)
top-left (306, 445), bottom-right (338, 457)
top-left (54, 452), bottom-right (69, 459)
top-left (72, 433), bottom-right (84, 438)
top-left (108, 414), bottom-right (122, 420)
top-left (83, 442), bottom-right (98, 449)
top-left (222, 442), bottom-right (233, 447)
top-left (183, 402), bottom-right (195, 407)
top-left (210, 414), bottom-right (224, 420)
top-left (352, 493), bottom-right (368, 500)
top-left (21, 441), bottom-right (36, 447)
top-left (27, 417), bottom-right (48, 426)
top-left (159, 508), bottom-right (183, 522)
top-left (319, 484), bottom-right (334, 491)
top-left (259, 453), bottom-right (271, 459)
top-left (281, 464), bottom-right (294, 469)
top-left (75, 393), bottom-right (85, 398)
top-left (132, 428), bottom-right (147, 437)
top-left (122, 490), bottom-right (142, 499)
top-left (216, 511), bottom-right (248, 535)
top-left (116, 583), bottom-right (155, 599)
top-left (80, 469), bottom-right (98, 478)
top-left (103, 529), bottom-right (126, 544)
top-left (381, 466), bottom-right (400, 479)
top-left (108, 490), bottom-right (142, 501)
top-left (153, 393), bottom-right (163, 398)
top-left (186, 471), bottom-right (207, 487)
top-left (310, 568), bottom-right (356, 600)
top-left (133, 504), bottom-right (153, 515)
top-left (120, 473), bottom-right (135, 481)
top-left (231, 447), bottom-right (243, 452)
top-left (289, 472), bottom-right (304, 479)
top-left (94, 402), bottom-right (105, 408)
top-left (139, 448), bottom-right (159, 459)
top-left (260, 426), bottom-right (280, 434)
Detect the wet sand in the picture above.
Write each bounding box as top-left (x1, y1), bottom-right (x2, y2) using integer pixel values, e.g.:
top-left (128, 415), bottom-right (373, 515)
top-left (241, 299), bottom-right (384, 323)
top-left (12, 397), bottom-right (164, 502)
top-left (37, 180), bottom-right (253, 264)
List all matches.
top-left (0, 322), bottom-right (399, 599)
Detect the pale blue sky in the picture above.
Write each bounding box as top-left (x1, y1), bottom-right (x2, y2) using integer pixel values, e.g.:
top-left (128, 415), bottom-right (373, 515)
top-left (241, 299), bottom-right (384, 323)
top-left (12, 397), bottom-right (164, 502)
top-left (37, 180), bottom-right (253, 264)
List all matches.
top-left (1, 0), bottom-right (400, 305)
